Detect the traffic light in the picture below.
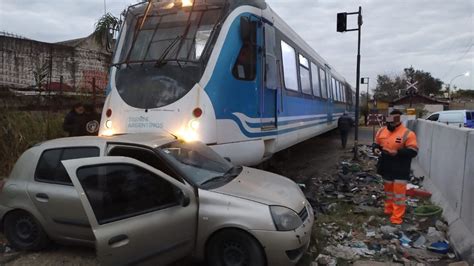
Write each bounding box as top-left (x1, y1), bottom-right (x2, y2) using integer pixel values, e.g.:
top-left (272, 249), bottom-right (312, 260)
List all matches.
top-left (337, 13), bottom-right (347, 32)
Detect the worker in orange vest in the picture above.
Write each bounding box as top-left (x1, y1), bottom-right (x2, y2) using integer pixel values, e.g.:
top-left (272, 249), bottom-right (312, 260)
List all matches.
top-left (374, 109), bottom-right (418, 224)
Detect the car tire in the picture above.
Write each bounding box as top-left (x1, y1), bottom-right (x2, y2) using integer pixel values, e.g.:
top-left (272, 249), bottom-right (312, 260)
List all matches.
top-left (206, 229), bottom-right (266, 266)
top-left (4, 210), bottom-right (50, 251)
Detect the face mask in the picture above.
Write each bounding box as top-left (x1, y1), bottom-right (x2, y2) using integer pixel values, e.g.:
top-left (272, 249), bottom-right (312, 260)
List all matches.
top-left (387, 123), bottom-right (400, 132)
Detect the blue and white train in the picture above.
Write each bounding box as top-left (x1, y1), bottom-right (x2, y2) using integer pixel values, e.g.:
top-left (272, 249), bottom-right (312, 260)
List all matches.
top-left (99, 0), bottom-right (355, 165)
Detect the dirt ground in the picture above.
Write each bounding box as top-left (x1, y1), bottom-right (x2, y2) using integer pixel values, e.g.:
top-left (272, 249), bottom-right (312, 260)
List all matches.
top-left (0, 127), bottom-right (376, 266)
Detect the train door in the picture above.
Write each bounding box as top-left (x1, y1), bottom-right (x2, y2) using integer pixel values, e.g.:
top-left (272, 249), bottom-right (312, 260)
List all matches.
top-left (327, 71), bottom-right (334, 124)
top-left (260, 23), bottom-right (278, 130)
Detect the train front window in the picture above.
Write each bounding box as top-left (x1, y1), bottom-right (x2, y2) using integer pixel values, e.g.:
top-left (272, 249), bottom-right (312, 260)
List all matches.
top-left (117, 3), bottom-right (223, 65)
top-left (113, 1), bottom-right (225, 109)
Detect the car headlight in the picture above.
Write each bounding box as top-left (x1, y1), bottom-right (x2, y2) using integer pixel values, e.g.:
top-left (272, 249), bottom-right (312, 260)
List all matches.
top-left (270, 206), bottom-right (303, 231)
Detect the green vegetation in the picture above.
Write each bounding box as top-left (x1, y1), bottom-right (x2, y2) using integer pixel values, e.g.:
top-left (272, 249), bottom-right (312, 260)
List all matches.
top-left (94, 13), bottom-right (120, 52)
top-left (374, 67), bottom-right (444, 102)
top-left (0, 110), bottom-right (66, 177)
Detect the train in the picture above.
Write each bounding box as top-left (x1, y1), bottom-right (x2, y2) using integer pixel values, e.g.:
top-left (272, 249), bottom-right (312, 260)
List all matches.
top-left (99, 0), bottom-right (355, 165)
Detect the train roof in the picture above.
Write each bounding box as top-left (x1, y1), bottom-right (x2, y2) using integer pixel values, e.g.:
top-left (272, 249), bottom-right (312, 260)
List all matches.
top-left (265, 5), bottom-right (348, 84)
top-left (231, 0), bottom-right (351, 88)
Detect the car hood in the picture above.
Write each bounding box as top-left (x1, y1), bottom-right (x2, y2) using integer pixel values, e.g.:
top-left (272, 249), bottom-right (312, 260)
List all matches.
top-left (212, 167), bottom-right (307, 212)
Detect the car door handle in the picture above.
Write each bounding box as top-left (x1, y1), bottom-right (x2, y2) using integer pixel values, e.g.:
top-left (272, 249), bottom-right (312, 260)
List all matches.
top-left (108, 234), bottom-right (129, 248)
top-left (35, 193), bottom-right (49, 202)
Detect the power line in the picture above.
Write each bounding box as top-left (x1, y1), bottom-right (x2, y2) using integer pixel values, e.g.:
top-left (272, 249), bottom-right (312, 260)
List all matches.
top-left (441, 41), bottom-right (473, 80)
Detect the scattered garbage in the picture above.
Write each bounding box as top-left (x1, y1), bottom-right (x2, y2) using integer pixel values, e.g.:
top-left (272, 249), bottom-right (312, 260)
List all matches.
top-left (406, 187), bottom-right (432, 198)
top-left (427, 241), bottom-right (450, 254)
top-left (380, 225), bottom-right (398, 235)
top-left (314, 254), bottom-right (337, 266)
top-left (426, 227), bottom-right (445, 244)
top-left (398, 232), bottom-right (412, 247)
top-left (414, 205), bottom-right (443, 218)
top-left (325, 245), bottom-right (361, 261)
top-left (309, 144), bottom-right (462, 265)
top-left (412, 235), bottom-right (426, 249)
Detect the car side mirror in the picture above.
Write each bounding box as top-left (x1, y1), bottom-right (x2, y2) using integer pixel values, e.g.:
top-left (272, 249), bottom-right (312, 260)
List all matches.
top-left (240, 16), bottom-right (255, 45)
top-left (178, 190), bottom-right (191, 207)
top-left (224, 157), bottom-right (232, 163)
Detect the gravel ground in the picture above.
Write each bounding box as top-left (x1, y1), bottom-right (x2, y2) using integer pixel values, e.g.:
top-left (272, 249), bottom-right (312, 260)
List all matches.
top-left (0, 128), bottom-right (373, 266)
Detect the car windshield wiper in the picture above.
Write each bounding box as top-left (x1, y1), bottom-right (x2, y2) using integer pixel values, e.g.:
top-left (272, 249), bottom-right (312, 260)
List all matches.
top-left (223, 165), bottom-right (243, 177)
top-left (200, 166), bottom-right (242, 187)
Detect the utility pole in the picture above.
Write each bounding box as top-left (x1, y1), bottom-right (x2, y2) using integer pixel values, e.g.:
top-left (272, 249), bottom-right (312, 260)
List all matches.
top-left (337, 6), bottom-right (363, 160)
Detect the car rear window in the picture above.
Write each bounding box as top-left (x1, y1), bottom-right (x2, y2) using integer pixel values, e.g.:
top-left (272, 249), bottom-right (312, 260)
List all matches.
top-left (35, 147), bottom-right (100, 185)
top-left (467, 112), bottom-right (472, 120)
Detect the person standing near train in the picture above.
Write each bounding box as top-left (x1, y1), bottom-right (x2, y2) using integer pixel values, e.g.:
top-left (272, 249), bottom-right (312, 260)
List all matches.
top-left (337, 112), bottom-right (354, 149)
top-left (63, 102), bottom-right (84, 136)
top-left (374, 109), bottom-right (418, 224)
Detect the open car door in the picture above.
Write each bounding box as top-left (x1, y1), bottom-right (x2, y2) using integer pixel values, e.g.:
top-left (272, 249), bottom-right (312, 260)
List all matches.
top-left (62, 157), bottom-right (197, 266)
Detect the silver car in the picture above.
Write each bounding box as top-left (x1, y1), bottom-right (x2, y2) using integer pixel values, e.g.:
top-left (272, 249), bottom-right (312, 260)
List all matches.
top-left (0, 134), bottom-right (313, 265)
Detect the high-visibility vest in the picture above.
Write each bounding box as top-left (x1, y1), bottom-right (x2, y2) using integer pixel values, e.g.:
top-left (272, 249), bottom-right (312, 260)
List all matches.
top-left (375, 124), bottom-right (418, 153)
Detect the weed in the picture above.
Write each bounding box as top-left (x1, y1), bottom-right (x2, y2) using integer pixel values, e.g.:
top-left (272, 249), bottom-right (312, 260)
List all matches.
top-left (0, 109), bottom-right (66, 176)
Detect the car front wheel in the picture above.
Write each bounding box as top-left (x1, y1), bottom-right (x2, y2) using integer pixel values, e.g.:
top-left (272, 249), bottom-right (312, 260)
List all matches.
top-left (206, 229), bottom-right (266, 266)
top-left (4, 210), bottom-right (50, 251)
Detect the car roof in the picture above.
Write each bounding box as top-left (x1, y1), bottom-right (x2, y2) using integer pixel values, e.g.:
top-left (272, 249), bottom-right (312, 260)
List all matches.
top-left (436, 110), bottom-right (472, 113)
top-left (38, 133), bottom-right (176, 150)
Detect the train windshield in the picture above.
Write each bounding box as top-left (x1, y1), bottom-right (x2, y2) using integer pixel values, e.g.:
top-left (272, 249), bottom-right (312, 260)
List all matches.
top-left (113, 0), bottom-right (226, 109)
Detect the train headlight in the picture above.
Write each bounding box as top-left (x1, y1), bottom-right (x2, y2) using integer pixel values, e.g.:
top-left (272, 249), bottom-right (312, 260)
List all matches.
top-left (181, 0), bottom-right (193, 7)
top-left (102, 129), bottom-right (114, 137)
top-left (189, 119), bottom-right (200, 131)
top-left (105, 120), bottom-right (113, 129)
top-left (101, 120), bottom-right (114, 137)
top-left (178, 119), bottom-right (200, 142)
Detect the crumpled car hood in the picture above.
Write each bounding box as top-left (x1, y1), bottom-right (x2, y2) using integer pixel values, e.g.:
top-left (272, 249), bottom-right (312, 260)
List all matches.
top-left (212, 166), bottom-right (307, 212)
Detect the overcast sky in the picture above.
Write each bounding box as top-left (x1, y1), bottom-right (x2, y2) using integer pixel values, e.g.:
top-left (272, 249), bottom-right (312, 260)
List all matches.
top-left (1, 0), bottom-right (473, 90)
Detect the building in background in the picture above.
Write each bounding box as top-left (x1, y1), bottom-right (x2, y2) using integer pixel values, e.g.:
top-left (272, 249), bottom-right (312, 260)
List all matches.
top-left (0, 32), bottom-right (111, 95)
top-left (390, 94), bottom-right (448, 117)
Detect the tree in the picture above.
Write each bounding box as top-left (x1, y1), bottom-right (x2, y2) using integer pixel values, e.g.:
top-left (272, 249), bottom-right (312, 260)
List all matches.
top-left (453, 89), bottom-right (474, 99)
top-left (94, 13), bottom-right (120, 52)
top-left (403, 67), bottom-right (443, 96)
top-left (373, 67), bottom-right (444, 102)
top-left (373, 74), bottom-right (400, 102)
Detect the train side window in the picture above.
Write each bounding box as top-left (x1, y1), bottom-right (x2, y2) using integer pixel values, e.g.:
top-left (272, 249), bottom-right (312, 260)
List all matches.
top-left (233, 18), bottom-right (257, 81)
top-left (264, 25), bottom-right (278, 89)
top-left (311, 62), bottom-right (321, 97)
top-left (342, 84), bottom-right (346, 103)
top-left (281, 41), bottom-right (298, 91)
top-left (319, 68), bottom-right (328, 99)
top-left (331, 78), bottom-right (337, 101)
top-left (299, 54), bottom-right (311, 95)
top-left (338, 81), bottom-right (342, 102)
top-left (233, 42), bottom-right (256, 80)
top-left (338, 82), bottom-right (342, 102)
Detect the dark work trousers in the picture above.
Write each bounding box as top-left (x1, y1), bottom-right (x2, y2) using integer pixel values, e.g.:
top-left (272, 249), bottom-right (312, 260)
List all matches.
top-left (340, 129), bottom-right (349, 148)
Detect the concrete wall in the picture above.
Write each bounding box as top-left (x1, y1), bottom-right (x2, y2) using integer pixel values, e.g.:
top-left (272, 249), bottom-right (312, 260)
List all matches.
top-left (410, 120), bottom-right (474, 262)
top-left (0, 36), bottom-right (110, 92)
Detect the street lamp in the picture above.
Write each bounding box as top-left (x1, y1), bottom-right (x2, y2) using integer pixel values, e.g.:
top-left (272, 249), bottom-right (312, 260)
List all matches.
top-left (448, 71), bottom-right (470, 100)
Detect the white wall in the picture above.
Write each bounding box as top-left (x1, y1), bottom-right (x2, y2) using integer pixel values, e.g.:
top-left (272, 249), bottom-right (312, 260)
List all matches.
top-left (408, 120), bottom-right (474, 263)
